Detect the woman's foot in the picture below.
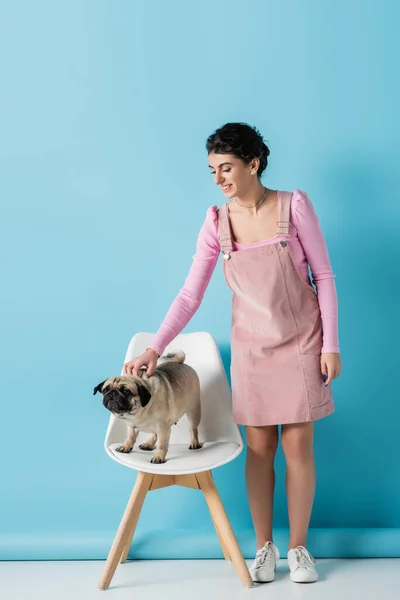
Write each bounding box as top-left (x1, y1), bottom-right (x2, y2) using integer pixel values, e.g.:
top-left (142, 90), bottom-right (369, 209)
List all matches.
top-left (287, 545), bottom-right (318, 582)
top-left (249, 541), bottom-right (280, 583)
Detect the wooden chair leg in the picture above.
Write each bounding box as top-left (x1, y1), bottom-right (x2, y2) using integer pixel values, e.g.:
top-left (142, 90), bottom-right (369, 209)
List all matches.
top-left (196, 471), bottom-right (253, 588)
top-left (119, 496), bottom-right (144, 565)
top-left (97, 471), bottom-right (153, 590)
top-left (119, 505), bottom-right (142, 565)
top-left (195, 482), bottom-right (232, 561)
top-left (208, 509), bottom-right (231, 561)
top-left (120, 540), bottom-right (132, 564)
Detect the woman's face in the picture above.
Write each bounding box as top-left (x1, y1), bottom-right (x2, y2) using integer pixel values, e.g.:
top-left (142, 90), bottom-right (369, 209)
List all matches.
top-left (208, 152), bottom-right (258, 199)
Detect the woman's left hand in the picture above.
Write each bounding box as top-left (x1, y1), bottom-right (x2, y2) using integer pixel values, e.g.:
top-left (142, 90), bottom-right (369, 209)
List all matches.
top-left (320, 353), bottom-right (342, 386)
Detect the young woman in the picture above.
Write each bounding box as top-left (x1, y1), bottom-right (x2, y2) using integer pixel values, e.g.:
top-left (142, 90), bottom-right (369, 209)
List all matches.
top-left (123, 122), bottom-right (342, 584)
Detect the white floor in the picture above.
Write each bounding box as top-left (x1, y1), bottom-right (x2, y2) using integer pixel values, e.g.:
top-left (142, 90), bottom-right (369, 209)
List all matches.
top-left (1, 558), bottom-right (399, 599)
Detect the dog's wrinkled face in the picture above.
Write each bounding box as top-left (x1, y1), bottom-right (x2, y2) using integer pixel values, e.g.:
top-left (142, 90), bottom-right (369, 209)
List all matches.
top-left (93, 375), bottom-right (151, 416)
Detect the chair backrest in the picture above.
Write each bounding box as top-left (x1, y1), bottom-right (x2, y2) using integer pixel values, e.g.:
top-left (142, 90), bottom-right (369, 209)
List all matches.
top-left (104, 332), bottom-right (243, 448)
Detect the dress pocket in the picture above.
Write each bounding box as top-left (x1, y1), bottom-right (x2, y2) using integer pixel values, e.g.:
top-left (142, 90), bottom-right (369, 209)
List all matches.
top-left (300, 354), bottom-right (333, 409)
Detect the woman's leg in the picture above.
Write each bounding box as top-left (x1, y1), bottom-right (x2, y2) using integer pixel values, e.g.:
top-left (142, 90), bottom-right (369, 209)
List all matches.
top-left (281, 421), bottom-right (315, 549)
top-left (245, 425), bottom-right (279, 551)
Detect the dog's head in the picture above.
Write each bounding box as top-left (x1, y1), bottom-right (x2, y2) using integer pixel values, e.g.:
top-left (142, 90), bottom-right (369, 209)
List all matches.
top-left (93, 374), bottom-right (152, 416)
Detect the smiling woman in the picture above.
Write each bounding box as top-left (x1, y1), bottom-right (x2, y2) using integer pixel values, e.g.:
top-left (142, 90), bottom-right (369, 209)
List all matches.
top-left (124, 121), bottom-right (341, 584)
top-left (207, 123), bottom-right (270, 207)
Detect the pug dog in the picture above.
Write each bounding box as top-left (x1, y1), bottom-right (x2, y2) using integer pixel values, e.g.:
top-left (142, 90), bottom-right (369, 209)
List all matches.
top-left (93, 351), bottom-right (202, 464)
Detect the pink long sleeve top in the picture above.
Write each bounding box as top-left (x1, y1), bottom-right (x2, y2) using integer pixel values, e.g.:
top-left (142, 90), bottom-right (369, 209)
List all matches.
top-left (150, 189), bottom-right (339, 357)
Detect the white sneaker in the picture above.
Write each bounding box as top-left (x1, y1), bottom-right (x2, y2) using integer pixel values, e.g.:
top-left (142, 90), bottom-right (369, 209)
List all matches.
top-left (249, 541), bottom-right (280, 583)
top-left (288, 545), bottom-right (318, 583)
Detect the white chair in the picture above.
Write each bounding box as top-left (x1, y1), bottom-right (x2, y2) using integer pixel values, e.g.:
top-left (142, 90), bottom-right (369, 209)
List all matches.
top-left (97, 331), bottom-right (253, 589)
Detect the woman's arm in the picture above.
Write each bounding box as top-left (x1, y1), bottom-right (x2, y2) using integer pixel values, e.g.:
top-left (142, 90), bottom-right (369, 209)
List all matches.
top-left (291, 189), bottom-right (340, 354)
top-left (149, 206), bottom-right (220, 357)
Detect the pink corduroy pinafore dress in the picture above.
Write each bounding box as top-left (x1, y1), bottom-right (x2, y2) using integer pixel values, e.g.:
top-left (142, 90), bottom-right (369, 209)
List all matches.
top-left (217, 190), bottom-right (335, 426)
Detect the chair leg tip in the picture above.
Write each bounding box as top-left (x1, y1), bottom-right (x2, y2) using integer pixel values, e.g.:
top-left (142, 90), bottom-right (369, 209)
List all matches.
top-left (97, 581), bottom-right (109, 591)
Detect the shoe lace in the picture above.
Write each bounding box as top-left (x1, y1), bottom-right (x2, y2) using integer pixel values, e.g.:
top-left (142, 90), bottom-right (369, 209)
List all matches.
top-left (292, 546), bottom-right (317, 569)
top-left (255, 541), bottom-right (279, 568)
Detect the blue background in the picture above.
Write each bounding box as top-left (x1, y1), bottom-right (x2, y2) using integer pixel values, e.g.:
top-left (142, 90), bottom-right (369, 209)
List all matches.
top-left (1, 0), bottom-right (399, 559)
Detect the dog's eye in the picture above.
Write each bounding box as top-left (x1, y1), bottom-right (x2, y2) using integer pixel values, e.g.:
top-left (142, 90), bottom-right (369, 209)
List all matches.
top-left (122, 388), bottom-right (131, 396)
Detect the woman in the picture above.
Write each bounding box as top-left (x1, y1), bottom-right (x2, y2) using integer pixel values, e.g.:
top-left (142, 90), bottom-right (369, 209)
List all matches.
top-left (124, 122), bottom-right (342, 584)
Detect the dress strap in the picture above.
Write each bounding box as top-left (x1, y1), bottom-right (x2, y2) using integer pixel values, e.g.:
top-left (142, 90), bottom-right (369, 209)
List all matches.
top-left (277, 190), bottom-right (292, 238)
top-left (217, 203), bottom-right (234, 253)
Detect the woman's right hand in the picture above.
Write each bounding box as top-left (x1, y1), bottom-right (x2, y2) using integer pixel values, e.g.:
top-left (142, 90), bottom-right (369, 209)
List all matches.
top-left (123, 348), bottom-right (160, 377)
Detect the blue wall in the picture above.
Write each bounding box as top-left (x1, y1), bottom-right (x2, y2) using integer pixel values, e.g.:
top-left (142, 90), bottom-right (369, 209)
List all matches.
top-left (1, 0), bottom-right (400, 559)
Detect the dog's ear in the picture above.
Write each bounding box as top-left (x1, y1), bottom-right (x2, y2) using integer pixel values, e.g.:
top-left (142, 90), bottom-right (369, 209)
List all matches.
top-left (137, 384), bottom-right (151, 407)
top-left (93, 380), bottom-right (107, 395)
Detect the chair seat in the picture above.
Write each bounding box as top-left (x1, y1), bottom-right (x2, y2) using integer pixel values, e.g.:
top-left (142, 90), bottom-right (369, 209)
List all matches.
top-left (107, 441), bottom-right (242, 475)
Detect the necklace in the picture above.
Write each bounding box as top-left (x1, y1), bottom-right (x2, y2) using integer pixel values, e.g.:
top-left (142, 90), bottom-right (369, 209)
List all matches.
top-left (233, 187), bottom-right (268, 209)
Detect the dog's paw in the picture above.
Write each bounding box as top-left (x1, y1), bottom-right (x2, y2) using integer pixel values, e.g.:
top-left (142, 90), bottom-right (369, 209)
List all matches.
top-left (151, 456), bottom-right (166, 464)
top-left (139, 443), bottom-right (154, 451)
top-left (116, 445), bottom-right (133, 453)
top-left (189, 442), bottom-right (203, 450)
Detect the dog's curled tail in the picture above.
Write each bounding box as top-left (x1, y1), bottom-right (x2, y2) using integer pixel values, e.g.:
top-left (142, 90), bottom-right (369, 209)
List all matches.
top-left (158, 350), bottom-right (186, 365)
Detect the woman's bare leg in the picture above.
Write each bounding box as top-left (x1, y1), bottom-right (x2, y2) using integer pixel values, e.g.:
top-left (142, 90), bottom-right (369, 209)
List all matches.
top-left (281, 421), bottom-right (315, 550)
top-left (245, 425), bottom-right (279, 551)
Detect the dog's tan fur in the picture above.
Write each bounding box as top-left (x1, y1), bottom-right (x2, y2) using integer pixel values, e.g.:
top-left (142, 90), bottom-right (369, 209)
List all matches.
top-left (94, 351), bottom-right (202, 464)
